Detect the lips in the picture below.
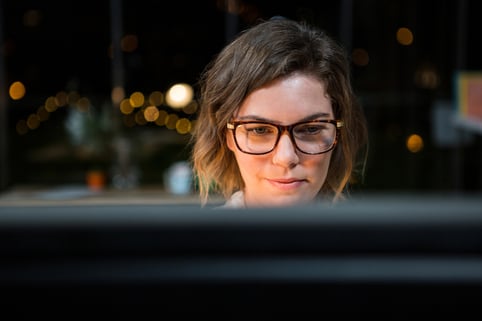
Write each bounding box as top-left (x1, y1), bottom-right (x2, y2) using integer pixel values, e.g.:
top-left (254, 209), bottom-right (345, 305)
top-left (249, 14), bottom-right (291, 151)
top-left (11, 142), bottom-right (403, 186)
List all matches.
top-left (266, 178), bottom-right (307, 190)
top-left (270, 178), bottom-right (303, 184)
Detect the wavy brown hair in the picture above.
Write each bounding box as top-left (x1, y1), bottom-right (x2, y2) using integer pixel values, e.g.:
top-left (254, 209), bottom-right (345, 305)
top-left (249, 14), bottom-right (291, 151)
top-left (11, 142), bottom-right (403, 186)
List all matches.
top-left (190, 18), bottom-right (368, 206)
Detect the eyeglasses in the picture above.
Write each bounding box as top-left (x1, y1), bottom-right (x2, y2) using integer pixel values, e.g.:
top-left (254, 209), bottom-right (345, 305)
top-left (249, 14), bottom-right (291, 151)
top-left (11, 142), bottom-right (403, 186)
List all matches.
top-left (227, 119), bottom-right (343, 155)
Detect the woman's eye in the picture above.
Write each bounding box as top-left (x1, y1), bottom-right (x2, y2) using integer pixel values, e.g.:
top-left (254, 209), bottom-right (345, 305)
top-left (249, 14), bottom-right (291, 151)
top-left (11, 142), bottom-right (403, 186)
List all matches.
top-left (251, 126), bottom-right (272, 135)
top-left (297, 125), bottom-right (323, 134)
top-left (243, 124), bottom-right (275, 135)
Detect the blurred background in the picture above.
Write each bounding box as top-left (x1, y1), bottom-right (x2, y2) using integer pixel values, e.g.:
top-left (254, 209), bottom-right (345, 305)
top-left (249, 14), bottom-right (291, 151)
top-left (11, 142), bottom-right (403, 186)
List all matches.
top-left (0, 0), bottom-right (481, 202)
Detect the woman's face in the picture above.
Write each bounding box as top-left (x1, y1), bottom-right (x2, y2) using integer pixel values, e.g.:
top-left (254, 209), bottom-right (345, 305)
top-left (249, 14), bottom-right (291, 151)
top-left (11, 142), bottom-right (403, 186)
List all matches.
top-left (226, 73), bottom-right (335, 207)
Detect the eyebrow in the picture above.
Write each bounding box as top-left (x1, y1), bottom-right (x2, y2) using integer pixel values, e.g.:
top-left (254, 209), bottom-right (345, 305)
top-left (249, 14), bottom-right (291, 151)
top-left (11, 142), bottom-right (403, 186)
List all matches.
top-left (236, 112), bottom-right (333, 123)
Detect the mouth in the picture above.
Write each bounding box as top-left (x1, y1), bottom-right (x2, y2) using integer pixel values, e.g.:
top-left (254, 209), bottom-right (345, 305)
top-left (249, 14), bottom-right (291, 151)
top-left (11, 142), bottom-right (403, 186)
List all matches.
top-left (266, 178), bottom-right (307, 190)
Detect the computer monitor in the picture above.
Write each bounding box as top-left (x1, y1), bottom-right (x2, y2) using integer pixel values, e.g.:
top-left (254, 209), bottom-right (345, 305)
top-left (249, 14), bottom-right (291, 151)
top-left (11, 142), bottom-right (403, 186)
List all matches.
top-left (1, 194), bottom-right (482, 320)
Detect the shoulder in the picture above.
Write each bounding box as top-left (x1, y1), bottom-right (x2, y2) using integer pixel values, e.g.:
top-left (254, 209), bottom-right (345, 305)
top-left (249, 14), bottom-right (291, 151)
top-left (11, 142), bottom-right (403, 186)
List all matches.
top-left (218, 190), bottom-right (245, 209)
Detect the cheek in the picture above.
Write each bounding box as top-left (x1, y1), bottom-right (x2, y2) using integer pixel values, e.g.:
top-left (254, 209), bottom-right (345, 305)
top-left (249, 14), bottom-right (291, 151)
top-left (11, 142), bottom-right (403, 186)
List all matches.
top-left (234, 153), bottom-right (267, 184)
top-left (236, 153), bottom-right (258, 171)
top-left (307, 153), bottom-right (332, 178)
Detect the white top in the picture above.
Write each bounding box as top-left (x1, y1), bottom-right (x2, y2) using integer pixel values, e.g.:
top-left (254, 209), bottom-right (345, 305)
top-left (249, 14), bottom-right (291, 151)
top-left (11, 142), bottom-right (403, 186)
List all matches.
top-left (219, 190), bottom-right (333, 209)
top-left (220, 190), bottom-right (246, 208)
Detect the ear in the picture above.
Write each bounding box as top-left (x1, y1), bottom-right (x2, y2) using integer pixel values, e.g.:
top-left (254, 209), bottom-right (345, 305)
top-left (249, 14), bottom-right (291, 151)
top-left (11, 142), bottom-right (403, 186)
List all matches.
top-left (226, 130), bottom-right (236, 152)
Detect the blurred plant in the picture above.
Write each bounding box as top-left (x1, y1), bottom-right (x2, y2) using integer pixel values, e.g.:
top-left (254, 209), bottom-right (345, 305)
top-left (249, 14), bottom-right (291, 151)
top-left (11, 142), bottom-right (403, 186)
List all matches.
top-left (64, 101), bottom-right (115, 162)
top-left (64, 99), bottom-right (140, 189)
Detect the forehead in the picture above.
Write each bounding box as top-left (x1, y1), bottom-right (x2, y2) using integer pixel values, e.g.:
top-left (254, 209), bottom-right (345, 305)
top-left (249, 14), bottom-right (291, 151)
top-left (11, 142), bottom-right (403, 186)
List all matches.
top-left (236, 74), bottom-right (333, 123)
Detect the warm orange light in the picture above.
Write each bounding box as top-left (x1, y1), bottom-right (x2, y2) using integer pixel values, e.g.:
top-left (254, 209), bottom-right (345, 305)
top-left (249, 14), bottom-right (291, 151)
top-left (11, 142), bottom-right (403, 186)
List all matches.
top-left (406, 134), bottom-right (424, 153)
top-left (86, 170), bottom-right (106, 191)
top-left (130, 91), bottom-right (145, 108)
top-left (55, 91), bottom-right (68, 107)
top-left (155, 110), bottom-right (168, 126)
top-left (44, 96), bottom-right (58, 112)
top-left (144, 105), bottom-right (159, 122)
top-left (176, 118), bottom-right (192, 134)
top-left (112, 86), bottom-right (125, 105)
top-left (166, 113), bottom-right (179, 129)
top-left (26, 114), bottom-right (40, 130)
top-left (120, 98), bottom-right (134, 114)
top-left (397, 27), bottom-right (414, 46)
top-left (135, 110), bottom-right (147, 125)
top-left (9, 81), bottom-right (26, 100)
top-left (149, 91), bottom-right (164, 106)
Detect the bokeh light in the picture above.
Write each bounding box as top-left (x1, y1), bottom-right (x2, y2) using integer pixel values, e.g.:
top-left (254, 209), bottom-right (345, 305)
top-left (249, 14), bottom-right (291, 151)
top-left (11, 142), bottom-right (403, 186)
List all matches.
top-left (165, 83), bottom-right (193, 109)
top-left (397, 27), bottom-right (414, 46)
top-left (144, 106), bottom-right (160, 122)
top-left (406, 134), bottom-right (424, 153)
top-left (9, 81), bottom-right (26, 100)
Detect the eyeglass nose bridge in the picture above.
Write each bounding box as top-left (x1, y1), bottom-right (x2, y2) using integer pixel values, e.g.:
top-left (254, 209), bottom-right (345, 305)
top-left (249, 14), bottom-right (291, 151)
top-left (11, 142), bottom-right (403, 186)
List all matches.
top-left (273, 124), bottom-right (298, 150)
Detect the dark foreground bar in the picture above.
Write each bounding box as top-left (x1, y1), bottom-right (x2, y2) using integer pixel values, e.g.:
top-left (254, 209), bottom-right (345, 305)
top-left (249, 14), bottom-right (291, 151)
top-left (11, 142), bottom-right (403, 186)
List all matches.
top-left (1, 194), bottom-right (482, 320)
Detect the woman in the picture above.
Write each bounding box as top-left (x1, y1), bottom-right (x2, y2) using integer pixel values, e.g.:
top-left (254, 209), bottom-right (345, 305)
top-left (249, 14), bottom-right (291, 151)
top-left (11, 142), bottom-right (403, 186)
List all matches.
top-left (190, 17), bottom-right (368, 208)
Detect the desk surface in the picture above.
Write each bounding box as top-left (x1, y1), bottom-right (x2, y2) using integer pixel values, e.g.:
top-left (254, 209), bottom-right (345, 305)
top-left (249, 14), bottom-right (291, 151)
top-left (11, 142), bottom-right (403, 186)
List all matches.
top-left (0, 184), bottom-right (221, 207)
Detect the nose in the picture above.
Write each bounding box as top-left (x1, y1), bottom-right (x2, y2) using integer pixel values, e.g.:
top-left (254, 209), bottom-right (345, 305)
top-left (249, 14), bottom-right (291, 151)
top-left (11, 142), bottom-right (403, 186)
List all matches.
top-left (272, 132), bottom-right (299, 168)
